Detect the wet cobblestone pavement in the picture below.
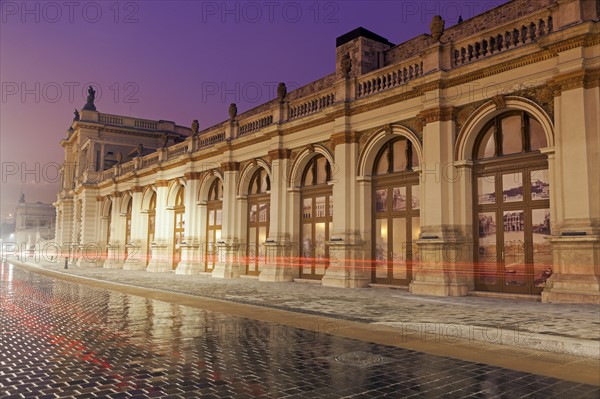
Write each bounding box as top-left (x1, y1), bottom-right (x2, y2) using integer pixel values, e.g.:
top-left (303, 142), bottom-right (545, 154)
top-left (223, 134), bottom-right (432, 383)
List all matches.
top-left (1, 262), bottom-right (599, 398)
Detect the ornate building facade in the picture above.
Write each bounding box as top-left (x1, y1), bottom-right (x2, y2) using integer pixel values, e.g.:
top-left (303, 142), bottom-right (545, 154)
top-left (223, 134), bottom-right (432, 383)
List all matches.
top-left (54, 0), bottom-right (600, 303)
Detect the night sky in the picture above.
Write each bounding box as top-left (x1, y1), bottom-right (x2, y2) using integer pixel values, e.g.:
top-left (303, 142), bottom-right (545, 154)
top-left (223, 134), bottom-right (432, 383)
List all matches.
top-left (0, 0), bottom-right (508, 217)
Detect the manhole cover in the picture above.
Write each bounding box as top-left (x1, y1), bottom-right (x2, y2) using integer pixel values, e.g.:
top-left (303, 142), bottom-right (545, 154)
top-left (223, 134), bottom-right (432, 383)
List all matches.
top-left (321, 351), bottom-right (394, 368)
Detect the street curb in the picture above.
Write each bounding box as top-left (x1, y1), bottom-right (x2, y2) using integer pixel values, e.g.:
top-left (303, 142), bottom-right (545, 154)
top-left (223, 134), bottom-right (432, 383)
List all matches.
top-left (8, 258), bottom-right (600, 360)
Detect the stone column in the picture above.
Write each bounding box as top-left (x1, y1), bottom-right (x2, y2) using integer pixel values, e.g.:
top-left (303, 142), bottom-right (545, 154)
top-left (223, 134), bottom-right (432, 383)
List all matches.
top-left (260, 149), bottom-right (296, 282)
top-left (212, 162), bottom-right (242, 278)
top-left (104, 192), bottom-right (125, 269)
top-left (542, 69), bottom-right (600, 304)
top-left (322, 131), bottom-right (370, 288)
top-left (147, 180), bottom-right (172, 272)
top-left (77, 190), bottom-right (103, 267)
top-left (123, 187), bottom-right (145, 270)
top-left (176, 173), bottom-right (203, 275)
top-left (409, 107), bottom-right (473, 296)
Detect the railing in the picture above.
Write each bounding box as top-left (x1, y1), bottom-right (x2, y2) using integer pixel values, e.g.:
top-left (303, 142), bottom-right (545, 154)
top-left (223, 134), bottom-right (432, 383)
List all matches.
top-left (166, 142), bottom-right (190, 159)
top-left (99, 115), bottom-right (123, 125)
top-left (198, 132), bottom-right (225, 149)
top-left (135, 120), bottom-right (158, 130)
top-left (141, 153), bottom-right (159, 168)
top-left (239, 114), bottom-right (273, 136)
top-left (356, 59), bottom-right (424, 98)
top-left (120, 161), bottom-right (135, 175)
top-left (453, 15), bottom-right (553, 67)
top-left (288, 92), bottom-right (335, 120)
top-left (98, 168), bottom-right (115, 182)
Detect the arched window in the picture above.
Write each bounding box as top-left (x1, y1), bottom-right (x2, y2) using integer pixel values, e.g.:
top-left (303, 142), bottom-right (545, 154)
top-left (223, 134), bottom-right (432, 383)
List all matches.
top-left (474, 112), bottom-right (551, 295)
top-left (300, 154), bottom-right (332, 279)
top-left (475, 111), bottom-right (547, 159)
top-left (124, 198), bottom-right (132, 260)
top-left (173, 186), bottom-right (185, 269)
top-left (205, 179), bottom-right (223, 272)
top-left (146, 192), bottom-right (156, 267)
top-left (247, 168), bottom-right (270, 276)
top-left (372, 138), bottom-right (420, 285)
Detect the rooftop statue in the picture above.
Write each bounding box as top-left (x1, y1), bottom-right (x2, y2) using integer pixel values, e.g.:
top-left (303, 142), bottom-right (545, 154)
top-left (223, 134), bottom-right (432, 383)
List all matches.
top-left (229, 103), bottom-right (237, 120)
top-left (277, 83), bottom-right (287, 102)
top-left (73, 109), bottom-right (80, 121)
top-left (191, 119), bottom-right (199, 136)
top-left (82, 86), bottom-right (97, 111)
top-left (430, 15), bottom-right (445, 41)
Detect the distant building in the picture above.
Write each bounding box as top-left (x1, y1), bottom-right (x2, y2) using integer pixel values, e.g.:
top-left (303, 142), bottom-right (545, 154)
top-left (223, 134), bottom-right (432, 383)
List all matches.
top-left (15, 194), bottom-right (56, 246)
top-left (53, 0), bottom-right (599, 304)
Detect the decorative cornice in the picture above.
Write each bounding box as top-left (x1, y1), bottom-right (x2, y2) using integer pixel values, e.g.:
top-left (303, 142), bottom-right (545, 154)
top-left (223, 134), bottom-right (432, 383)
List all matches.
top-left (548, 68), bottom-right (600, 93)
top-left (96, 196), bottom-right (104, 202)
top-left (131, 186), bottom-right (144, 193)
top-left (155, 180), bottom-right (169, 187)
top-left (267, 149), bottom-right (292, 160)
top-left (221, 161), bottom-right (240, 172)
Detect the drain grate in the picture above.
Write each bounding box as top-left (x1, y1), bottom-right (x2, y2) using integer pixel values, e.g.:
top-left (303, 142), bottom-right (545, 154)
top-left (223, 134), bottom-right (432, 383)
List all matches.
top-left (321, 351), bottom-right (395, 368)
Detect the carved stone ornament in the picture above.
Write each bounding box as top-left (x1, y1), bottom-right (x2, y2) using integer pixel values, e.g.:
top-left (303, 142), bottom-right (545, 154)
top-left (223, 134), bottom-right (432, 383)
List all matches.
top-left (341, 53), bottom-right (352, 77)
top-left (430, 15), bottom-right (445, 41)
top-left (492, 94), bottom-right (506, 110)
top-left (82, 86), bottom-right (97, 111)
top-left (191, 119), bottom-right (199, 136)
top-left (73, 109), bottom-right (80, 121)
top-left (229, 103), bottom-right (238, 120)
top-left (277, 82), bottom-right (287, 102)
top-left (382, 124), bottom-right (393, 135)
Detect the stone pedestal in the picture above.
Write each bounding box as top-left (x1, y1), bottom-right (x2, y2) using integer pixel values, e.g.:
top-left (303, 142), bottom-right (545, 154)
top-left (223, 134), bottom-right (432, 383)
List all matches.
top-left (322, 240), bottom-right (370, 288)
top-left (409, 239), bottom-right (473, 297)
top-left (123, 242), bottom-right (146, 270)
top-left (103, 243), bottom-right (124, 269)
top-left (542, 236), bottom-right (600, 304)
top-left (212, 241), bottom-right (242, 278)
top-left (175, 239), bottom-right (203, 275)
top-left (146, 241), bottom-right (171, 272)
top-left (259, 241), bottom-right (297, 282)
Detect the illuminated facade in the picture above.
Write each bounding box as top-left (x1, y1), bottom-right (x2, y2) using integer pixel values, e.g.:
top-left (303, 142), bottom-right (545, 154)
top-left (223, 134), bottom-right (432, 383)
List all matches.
top-left (54, 0), bottom-right (599, 303)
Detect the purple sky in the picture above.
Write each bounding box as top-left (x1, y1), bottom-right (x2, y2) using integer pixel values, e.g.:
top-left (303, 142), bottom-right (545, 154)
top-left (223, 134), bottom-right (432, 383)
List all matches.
top-left (0, 0), bottom-right (508, 217)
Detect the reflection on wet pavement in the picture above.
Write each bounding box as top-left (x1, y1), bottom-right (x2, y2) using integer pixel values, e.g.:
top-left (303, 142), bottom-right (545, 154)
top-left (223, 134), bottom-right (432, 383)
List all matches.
top-left (1, 262), bottom-right (598, 398)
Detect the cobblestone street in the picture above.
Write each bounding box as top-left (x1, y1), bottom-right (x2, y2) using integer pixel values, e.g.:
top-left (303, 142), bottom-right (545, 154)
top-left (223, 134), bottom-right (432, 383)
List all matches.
top-left (1, 261), bottom-right (599, 398)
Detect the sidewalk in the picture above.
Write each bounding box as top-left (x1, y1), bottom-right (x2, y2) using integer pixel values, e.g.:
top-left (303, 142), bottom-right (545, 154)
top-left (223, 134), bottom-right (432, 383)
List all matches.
top-left (8, 258), bottom-right (600, 359)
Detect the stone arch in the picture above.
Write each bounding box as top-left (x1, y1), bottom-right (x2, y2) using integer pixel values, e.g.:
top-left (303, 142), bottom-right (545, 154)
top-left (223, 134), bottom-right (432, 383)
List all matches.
top-left (357, 124), bottom-right (423, 177)
top-left (198, 171), bottom-right (224, 203)
top-left (119, 192), bottom-right (133, 215)
top-left (100, 197), bottom-right (112, 217)
top-left (455, 96), bottom-right (554, 161)
top-left (237, 159), bottom-right (272, 196)
top-left (166, 178), bottom-right (186, 207)
top-left (288, 144), bottom-right (334, 188)
top-left (141, 186), bottom-right (157, 211)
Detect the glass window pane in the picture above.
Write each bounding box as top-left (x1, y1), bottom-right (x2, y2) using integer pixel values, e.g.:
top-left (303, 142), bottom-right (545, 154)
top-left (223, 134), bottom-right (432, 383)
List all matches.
top-left (303, 198), bottom-right (312, 219)
top-left (478, 212), bottom-right (497, 285)
top-left (478, 176), bottom-right (496, 205)
top-left (249, 205), bottom-right (257, 223)
top-left (376, 148), bottom-right (389, 175)
top-left (209, 210), bottom-right (215, 226)
top-left (248, 227), bottom-right (257, 264)
top-left (216, 209), bottom-right (222, 226)
top-left (392, 187), bottom-right (406, 211)
top-left (532, 208), bottom-right (552, 287)
top-left (315, 222), bottom-right (326, 273)
top-left (302, 223), bottom-right (313, 266)
top-left (375, 189), bottom-right (387, 212)
top-left (477, 125), bottom-right (495, 159)
top-left (502, 172), bottom-right (523, 203)
top-left (501, 115), bottom-right (523, 155)
top-left (315, 196), bottom-right (326, 218)
top-left (531, 169), bottom-right (550, 200)
top-left (259, 203), bottom-right (268, 222)
top-left (411, 186), bottom-right (420, 210)
top-left (392, 218), bottom-right (406, 280)
top-left (529, 117), bottom-right (547, 150)
top-left (503, 210), bottom-right (525, 287)
top-left (411, 216), bottom-right (420, 264)
top-left (392, 140), bottom-right (408, 172)
top-left (375, 219), bottom-right (388, 279)
top-left (328, 195), bottom-right (333, 217)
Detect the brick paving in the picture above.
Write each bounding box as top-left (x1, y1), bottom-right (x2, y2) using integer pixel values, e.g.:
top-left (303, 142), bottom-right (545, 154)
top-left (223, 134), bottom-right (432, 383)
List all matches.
top-left (1, 262), bottom-right (599, 398)
top-left (22, 259), bottom-right (600, 354)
